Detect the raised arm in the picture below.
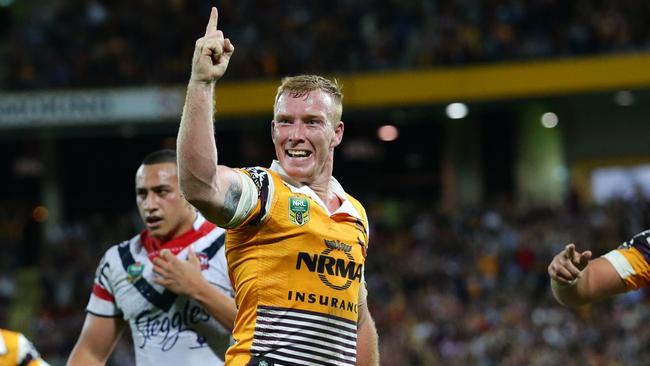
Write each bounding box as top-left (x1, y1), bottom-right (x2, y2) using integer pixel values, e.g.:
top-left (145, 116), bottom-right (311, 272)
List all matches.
top-left (177, 7), bottom-right (242, 226)
top-left (548, 243), bottom-right (627, 307)
top-left (67, 314), bottom-right (125, 366)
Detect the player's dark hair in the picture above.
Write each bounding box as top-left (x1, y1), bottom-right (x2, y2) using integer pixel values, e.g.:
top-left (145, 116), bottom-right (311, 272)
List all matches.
top-left (141, 149), bottom-right (177, 165)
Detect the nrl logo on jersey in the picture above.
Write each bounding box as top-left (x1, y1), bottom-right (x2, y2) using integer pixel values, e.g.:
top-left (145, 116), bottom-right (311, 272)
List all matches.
top-left (127, 262), bottom-right (145, 283)
top-left (289, 196), bottom-right (310, 226)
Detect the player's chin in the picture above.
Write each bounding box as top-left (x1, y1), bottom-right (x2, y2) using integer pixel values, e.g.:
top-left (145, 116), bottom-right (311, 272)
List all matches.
top-left (283, 164), bottom-right (314, 181)
top-left (149, 226), bottom-right (170, 240)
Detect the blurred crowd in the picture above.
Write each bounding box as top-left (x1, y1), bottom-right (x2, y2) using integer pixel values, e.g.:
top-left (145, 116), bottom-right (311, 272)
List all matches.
top-left (1, 194), bottom-right (650, 365)
top-left (366, 195), bottom-right (650, 366)
top-left (1, 0), bottom-right (649, 90)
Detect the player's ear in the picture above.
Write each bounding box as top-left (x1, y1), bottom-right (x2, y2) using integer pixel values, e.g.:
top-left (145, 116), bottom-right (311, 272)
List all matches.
top-left (271, 120), bottom-right (277, 143)
top-left (330, 121), bottom-right (344, 148)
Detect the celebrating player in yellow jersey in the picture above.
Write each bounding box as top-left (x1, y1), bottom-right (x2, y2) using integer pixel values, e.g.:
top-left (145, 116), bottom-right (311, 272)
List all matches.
top-left (0, 328), bottom-right (49, 366)
top-left (548, 230), bottom-right (650, 307)
top-left (175, 6), bottom-right (379, 365)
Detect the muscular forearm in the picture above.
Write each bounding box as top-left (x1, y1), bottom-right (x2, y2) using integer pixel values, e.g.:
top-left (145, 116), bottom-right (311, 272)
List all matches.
top-left (177, 81), bottom-right (220, 208)
top-left (551, 258), bottom-right (628, 308)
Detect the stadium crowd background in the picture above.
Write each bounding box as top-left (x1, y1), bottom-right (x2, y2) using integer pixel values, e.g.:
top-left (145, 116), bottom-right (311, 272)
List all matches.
top-left (1, 0), bottom-right (650, 365)
top-left (1, 0), bottom-right (648, 88)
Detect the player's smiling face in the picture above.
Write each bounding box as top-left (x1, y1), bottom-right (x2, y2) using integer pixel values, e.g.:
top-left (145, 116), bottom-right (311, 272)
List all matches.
top-left (272, 90), bottom-right (343, 185)
top-left (135, 162), bottom-right (195, 241)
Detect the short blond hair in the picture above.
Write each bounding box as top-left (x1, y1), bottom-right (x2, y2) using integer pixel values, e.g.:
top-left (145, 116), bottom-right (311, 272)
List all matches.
top-left (273, 75), bottom-right (343, 123)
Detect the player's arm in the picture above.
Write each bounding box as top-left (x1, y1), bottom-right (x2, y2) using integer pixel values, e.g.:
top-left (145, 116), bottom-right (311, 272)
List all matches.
top-left (67, 314), bottom-right (125, 366)
top-left (153, 249), bottom-right (237, 331)
top-left (548, 244), bottom-right (627, 307)
top-left (177, 7), bottom-right (242, 226)
top-left (355, 284), bottom-right (379, 366)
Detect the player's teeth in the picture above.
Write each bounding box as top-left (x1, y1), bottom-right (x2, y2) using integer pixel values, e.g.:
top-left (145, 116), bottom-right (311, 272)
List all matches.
top-left (288, 150), bottom-right (308, 157)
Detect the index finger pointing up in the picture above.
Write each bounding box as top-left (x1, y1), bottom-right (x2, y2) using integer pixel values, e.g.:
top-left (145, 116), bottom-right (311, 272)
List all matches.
top-left (205, 7), bottom-right (218, 36)
top-left (564, 243), bottom-right (576, 259)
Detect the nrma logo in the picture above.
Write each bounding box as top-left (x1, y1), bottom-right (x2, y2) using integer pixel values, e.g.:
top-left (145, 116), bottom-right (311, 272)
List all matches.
top-left (296, 249), bottom-right (363, 291)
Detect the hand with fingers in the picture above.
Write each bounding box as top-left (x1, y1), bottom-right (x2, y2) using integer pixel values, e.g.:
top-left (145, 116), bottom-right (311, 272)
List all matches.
top-left (153, 248), bottom-right (208, 297)
top-left (548, 243), bottom-right (593, 288)
top-left (191, 6), bottom-right (235, 84)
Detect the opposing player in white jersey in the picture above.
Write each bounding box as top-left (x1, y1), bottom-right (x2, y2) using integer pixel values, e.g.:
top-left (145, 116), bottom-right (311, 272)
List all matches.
top-left (67, 149), bottom-right (237, 366)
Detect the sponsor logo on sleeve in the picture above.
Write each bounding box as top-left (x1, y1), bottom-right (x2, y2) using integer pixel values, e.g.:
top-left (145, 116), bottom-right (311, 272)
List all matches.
top-left (243, 167), bottom-right (268, 196)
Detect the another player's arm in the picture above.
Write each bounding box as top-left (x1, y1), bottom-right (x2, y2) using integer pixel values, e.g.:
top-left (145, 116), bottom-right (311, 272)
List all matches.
top-left (355, 284), bottom-right (379, 366)
top-left (548, 244), bottom-right (627, 307)
top-left (177, 7), bottom-right (242, 226)
top-left (67, 314), bottom-right (126, 366)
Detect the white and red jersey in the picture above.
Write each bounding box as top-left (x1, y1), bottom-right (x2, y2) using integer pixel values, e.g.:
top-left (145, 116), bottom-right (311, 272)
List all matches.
top-left (86, 214), bottom-right (233, 366)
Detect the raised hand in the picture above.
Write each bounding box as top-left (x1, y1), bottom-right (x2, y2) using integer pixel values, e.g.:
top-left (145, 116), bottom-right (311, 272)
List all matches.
top-left (190, 7), bottom-right (235, 84)
top-left (548, 243), bottom-right (593, 286)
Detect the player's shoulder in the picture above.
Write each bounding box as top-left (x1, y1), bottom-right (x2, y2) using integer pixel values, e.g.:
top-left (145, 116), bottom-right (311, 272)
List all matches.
top-left (620, 229), bottom-right (650, 249)
top-left (240, 166), bottom-right (273, 190)
top-left (345, 193), bottom-right (365, 211)
top-left (99, 233), bottom-right (142, 263)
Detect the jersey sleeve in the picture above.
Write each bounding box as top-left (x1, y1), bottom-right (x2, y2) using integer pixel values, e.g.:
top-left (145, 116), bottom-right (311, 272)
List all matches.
top-left (223, 167), bottom-right (274, 228)
top-left (602, 229), bottom-right (650, 290)
top-left (86, 249), bottom-right (122, 317)
top-left (17, 333), bottom-right (50, 366)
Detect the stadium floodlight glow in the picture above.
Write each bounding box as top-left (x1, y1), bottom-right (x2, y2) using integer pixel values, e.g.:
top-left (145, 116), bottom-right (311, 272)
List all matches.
top-left (0, 0), bottom-right (13, 7)
top-left (614, 90), bottom-right (635, 107)
top-left (541, 112), bottom-right (558, 128)
top-left (377, 125), bottom-right (399, 141)
top-left (445, 102), bottom-right (468, 119)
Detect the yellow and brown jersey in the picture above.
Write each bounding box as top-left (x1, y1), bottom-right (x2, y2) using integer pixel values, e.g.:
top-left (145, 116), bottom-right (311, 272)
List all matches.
top-left (0, 329), bottom-right (49, 366)
top-left (603, 229), bottom-right (650, 290)
top-left (225, 164), bottom-right (369, 366)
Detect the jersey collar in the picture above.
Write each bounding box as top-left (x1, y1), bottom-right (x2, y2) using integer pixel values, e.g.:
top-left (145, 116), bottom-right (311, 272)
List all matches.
top-left (140, 213), bottom-right (216, 257)
top-left (269, 160), bottom-right (363, 219)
